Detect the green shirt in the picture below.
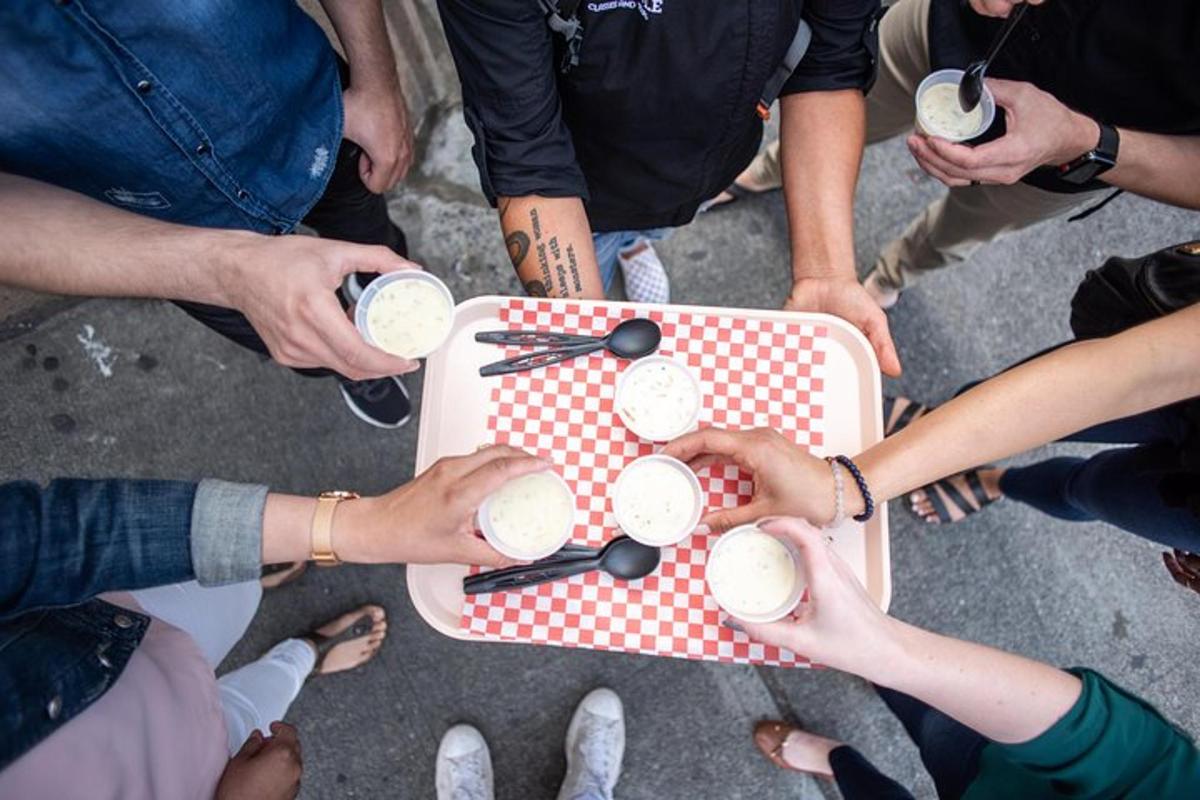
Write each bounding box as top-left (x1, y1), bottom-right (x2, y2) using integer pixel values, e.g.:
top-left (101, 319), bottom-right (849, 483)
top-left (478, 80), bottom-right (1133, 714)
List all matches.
top-left (964, 669), bottom-right (1200, 799)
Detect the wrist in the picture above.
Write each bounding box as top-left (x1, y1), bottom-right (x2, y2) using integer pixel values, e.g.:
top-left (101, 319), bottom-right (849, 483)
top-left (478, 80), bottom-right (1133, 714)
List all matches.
top-left (212, 229), bottom-right (270, 309)
top-left (859, 617), bottom-right (926, 686)
top-left (330, 495), bottom-right (383, 564)
top-left (346, 64), bottom-right (401, 98)
top-left (790, 266), bottom-right (855, 285)
top-left (827, 614), bottom-right (913, 681)
top-left (816, 461), bottom-right (841, 525)
top-left (831, 455), bottom-right (874, 522)
top-left (842, 468), bottom-right (868, 519)
top-left (1059, 111), bottom-right (1101, 165)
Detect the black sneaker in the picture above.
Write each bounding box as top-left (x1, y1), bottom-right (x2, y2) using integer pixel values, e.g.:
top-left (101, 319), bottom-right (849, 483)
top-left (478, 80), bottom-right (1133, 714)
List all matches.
top-left (343, 223), bottom-right (409, 302)
top-left (338, 376), bottom-right (412, 429)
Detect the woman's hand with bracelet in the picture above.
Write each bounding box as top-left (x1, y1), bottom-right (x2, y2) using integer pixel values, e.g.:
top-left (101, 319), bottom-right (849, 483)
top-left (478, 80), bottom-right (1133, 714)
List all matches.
top-left (661, 428), bottom-right (839, 529)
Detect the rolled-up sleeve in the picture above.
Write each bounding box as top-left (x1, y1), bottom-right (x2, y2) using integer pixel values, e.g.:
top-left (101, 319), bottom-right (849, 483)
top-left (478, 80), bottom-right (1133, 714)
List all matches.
top-left (783, 0), bottom-right (882, 95)
top-left (436, 0), bottom-right (588, 205)
top-left (190, 479), bottom-right (268, 586)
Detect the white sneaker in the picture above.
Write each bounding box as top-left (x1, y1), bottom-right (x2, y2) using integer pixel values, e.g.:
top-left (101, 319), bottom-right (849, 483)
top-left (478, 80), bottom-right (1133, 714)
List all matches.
top-left (618, 240), bottom-right (670, 304)
top-left (557, 688), bottom-right (625, 800)
top-left (436, 724), bottom-right (494, 800)
top-left (863, 268), bottom-right (902, 310)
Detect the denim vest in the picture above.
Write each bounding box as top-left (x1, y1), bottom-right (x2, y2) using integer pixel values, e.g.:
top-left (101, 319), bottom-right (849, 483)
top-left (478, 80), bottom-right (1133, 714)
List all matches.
top-left (0, 0), bottom-right (343, 234)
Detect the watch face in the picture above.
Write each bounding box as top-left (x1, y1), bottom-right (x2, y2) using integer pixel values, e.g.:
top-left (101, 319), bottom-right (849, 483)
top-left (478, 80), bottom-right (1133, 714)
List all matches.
top-left (1060, 151), bottom-right (1116, 185)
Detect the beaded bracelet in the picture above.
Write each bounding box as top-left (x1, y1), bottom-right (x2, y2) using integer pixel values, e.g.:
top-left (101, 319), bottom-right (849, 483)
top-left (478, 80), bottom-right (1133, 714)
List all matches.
top-left (823, 457), bottom-right (846, 529)
top-left (833, 454), bottom-right (875, 523)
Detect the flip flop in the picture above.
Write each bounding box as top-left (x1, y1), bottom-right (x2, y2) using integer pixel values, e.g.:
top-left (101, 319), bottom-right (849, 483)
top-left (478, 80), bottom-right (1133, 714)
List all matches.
top-left (910, 467), bottom-right (1000, 525)
top-left (302, 604), bottom-right (387, 676)
top-left (883, 395), bottom-right (931, 437)
top-left (260, 561), bottom-right (307, 590)
top-left (698, 181), bottom-right (773, 213)
top-left (752, 721), bottom-right (834, 780)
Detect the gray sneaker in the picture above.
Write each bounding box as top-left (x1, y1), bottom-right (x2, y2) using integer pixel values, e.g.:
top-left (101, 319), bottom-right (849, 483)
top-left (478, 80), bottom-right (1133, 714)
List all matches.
top-left (436, 724), bottom-right (494, 800)
top-left (557, 688), bottom-right (626, 800)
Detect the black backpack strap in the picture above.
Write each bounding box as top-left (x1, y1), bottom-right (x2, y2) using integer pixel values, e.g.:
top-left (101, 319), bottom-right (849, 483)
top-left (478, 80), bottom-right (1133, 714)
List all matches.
top-left (757, 19), bottom-right (813, 120)
top-left (539, 0), bottom-right (584, 73)
top-left (1067, 188), bottom-right (1124, 222)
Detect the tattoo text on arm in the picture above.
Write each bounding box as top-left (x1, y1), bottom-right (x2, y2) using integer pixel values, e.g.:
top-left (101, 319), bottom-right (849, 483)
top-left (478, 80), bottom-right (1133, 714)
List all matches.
top-left (501, 202), bottom-right (587, 298)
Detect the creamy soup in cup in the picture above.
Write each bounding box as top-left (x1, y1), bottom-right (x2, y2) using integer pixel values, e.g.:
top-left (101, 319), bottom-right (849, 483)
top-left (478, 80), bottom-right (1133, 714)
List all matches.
top-left (611, 454), bottom-right (703, 547)
top-left (615, 356), bottom-right (702, 442)
top-left (354, 270), bottom-right (455, 359)
top-left (706, 524), bottom-right (804, 623)
top-left (914, 68), bottom-right (995, 143)
top-left (479, 470), bottom-right (576, 561)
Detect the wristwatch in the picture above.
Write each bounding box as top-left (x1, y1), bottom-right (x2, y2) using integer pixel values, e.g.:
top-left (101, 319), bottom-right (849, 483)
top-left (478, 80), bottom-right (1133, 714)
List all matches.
top-left (311, 490), bottom-right (360, 566)
top-left (1058, 121), bottom-right (1119, 185)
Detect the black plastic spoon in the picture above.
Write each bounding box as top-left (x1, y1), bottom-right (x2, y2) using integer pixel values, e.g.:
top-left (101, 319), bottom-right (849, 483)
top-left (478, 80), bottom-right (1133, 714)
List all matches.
top-left (463, 536), bottom-right (660, 595)
top-left (478, 317), bottom-right (661, 377)
top-left (958, 3), bottom-right (1027, 113)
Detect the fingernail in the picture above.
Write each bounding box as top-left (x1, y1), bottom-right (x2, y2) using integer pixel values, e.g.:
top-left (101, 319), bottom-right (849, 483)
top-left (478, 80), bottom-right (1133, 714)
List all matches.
top-left (694, 523), bottom-right (711, 536)
top-left (722, 619), bottom-right (744, 632)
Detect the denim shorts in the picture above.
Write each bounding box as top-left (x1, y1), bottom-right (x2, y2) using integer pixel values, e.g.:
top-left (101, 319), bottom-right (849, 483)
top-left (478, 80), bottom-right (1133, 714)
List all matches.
top-left (592, 228), bottom-right (673, 291)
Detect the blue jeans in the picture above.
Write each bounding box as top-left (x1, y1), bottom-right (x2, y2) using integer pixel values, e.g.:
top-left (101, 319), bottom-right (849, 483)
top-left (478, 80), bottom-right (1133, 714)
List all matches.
top-left (830, 686), bottom-right (986, 799)
top-left (592, 228), bottom-right (672, 291)
top-left (998, 404), bottom-right (1200, 551)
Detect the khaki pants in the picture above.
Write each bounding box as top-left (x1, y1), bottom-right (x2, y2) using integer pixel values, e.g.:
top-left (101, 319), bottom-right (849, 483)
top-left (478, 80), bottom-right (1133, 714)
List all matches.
top-left (750, 0), bottom-right (1104, 289)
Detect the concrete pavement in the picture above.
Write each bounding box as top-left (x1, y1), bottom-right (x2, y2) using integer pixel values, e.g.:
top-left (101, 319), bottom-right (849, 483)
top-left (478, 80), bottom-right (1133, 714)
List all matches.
top-left (2, 123), bottom-right (1198, 799)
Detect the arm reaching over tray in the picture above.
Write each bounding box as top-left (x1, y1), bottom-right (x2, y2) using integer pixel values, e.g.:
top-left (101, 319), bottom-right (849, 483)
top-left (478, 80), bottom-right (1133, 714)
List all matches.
top-left (662, 304), bottom-right (1200, 528)
top-left (733, 517), bottom-right (1200, 796)
top-left (1, 445), bottom-right (547, 619)
top-left (734, 518), bottom-right (1082, 743)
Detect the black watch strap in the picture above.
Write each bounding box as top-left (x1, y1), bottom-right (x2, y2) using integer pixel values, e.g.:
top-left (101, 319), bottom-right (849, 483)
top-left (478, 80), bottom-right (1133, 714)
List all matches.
top-left (1058, 122), bottom-right (1119, 185)
top-left (1094, 121), bottom-right (1119, 162)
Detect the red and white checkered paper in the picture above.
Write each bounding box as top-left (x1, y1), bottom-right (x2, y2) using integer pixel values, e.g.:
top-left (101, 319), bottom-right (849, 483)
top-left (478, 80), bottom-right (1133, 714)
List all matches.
top-left (463, 299), bottom-right (829, 667)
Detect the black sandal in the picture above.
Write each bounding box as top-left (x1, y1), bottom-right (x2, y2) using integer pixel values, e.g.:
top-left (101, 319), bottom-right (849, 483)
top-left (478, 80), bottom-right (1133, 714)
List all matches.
top-left (883, 395), bottom-right (931, 437)
top-left (260, 561), bottom-right (308, 590)
top-left (910, 467), bottom-right (1000, 524)
top-left (301, 605), bottom-right (387, 676)
top-left (699, 181), bottom-right (774, 213)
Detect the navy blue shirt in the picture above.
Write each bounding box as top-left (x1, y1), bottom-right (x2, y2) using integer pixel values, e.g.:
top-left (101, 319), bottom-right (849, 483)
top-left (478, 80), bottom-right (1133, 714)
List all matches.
top-left (0, 0), bottom-right (343, 234)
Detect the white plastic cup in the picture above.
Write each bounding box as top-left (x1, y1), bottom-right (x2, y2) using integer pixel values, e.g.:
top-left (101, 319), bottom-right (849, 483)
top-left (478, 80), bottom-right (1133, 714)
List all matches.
top-left (706, 524), bottom-right (805, 624)
top-left (615, 355), bottom-right (703, 442)
top-left (611, 454), bottom-right (704, 547)
top-left (477, 470), bottom-right (577, 561)
top-left (914, 68), bottom-right (996, 143)
top-left (354, 270), bottom-right (455, 359)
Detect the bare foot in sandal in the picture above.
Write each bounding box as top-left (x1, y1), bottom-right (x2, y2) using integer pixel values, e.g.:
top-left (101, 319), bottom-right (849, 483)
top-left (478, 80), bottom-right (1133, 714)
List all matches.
top-left (883, 395), bottom-right (933, 437)
top-left (301, 604), bottom-right (387, 676)
top-left (753, 721), bottom-right (840, 779)
top-left (909, 467), bottom-right (1005, 524)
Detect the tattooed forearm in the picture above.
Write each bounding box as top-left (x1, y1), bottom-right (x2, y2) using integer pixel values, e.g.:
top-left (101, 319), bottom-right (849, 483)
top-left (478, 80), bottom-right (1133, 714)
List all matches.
top-left (496, 195), bottom-right (602, 298)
